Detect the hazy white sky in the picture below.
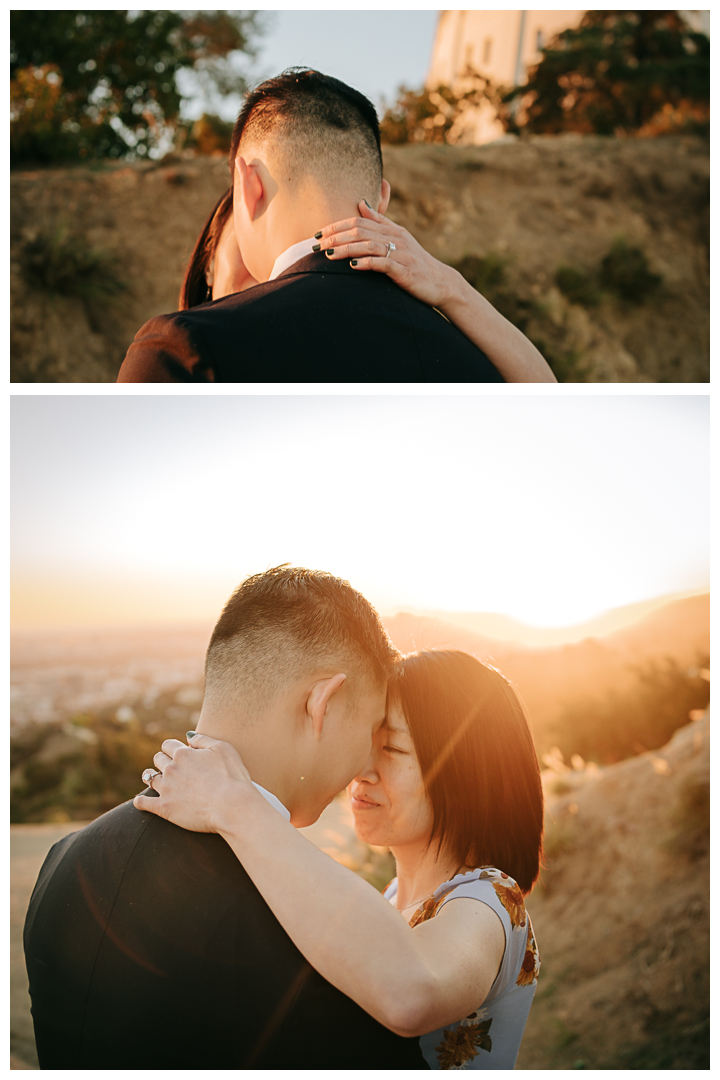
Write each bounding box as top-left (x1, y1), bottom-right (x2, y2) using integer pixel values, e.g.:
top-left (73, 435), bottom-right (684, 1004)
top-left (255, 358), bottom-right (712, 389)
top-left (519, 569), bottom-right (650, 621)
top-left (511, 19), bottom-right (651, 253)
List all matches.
top-left (11, 395), bottom-right (709, 630)
top-left (180, 10), bottom-right (439, 118)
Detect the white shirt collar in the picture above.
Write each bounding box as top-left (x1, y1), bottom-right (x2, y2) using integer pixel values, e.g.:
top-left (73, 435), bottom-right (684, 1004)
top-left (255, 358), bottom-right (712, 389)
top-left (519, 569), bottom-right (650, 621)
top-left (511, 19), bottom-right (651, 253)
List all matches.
top-left (252, 781), bottom-right (291, 820)
top-left (268, 236), bottom-right (317, 281)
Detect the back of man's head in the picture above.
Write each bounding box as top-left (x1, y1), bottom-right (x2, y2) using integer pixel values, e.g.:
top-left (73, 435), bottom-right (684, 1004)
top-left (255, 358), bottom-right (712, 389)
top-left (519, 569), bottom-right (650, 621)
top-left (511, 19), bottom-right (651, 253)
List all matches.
top-left (229, 68), bottom-right (383, 204)
top-left (204, 565), bottom-right (398, 717)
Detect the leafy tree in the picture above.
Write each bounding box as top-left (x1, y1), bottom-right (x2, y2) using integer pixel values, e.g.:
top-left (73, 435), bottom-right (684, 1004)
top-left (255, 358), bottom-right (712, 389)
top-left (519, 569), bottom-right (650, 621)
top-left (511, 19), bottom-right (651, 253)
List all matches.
top-left (380, 73), bottom-right (499, 145)
top-left (502, 11), bottom-right (710, 136)
top-left (10, 10), bottom-right (260, 163)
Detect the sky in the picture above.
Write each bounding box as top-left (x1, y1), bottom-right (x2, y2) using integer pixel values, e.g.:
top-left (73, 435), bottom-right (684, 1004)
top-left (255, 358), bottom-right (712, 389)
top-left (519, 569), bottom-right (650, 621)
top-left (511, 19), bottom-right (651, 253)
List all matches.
top-left (179, 10), bottom-right (440, 119)
top-left (11, 395), bottom-right (709, 631)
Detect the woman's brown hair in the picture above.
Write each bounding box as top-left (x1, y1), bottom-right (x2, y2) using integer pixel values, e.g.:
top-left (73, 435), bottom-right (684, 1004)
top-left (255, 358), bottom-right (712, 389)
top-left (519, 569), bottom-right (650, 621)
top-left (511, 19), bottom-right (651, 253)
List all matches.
top-left (392, 650), bottom-right (544, 894)
top-left (178, 186), bottom-right (234, 310)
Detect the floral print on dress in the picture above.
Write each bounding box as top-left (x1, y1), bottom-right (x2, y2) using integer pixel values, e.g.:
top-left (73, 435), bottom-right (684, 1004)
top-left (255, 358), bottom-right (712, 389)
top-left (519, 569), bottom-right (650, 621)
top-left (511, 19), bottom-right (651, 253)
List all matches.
top-left (385, 869), bottom-right (538, 1069)
top-left (436, 1013), bottom-right (493, 1069)
top-left (492, 879), bottom-right (526, 930)
top-left (516, 919), bottom-right (540, 987)
top-left (409, 889), bottom-right (457, 928)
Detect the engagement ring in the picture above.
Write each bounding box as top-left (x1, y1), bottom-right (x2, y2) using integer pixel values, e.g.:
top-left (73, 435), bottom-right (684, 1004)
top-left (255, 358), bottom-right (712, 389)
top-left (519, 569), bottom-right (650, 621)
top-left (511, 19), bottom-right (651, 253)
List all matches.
top-left (386, 242), bottom-right (397, 258)
top-left (141, 768), bottom-right (160, 789)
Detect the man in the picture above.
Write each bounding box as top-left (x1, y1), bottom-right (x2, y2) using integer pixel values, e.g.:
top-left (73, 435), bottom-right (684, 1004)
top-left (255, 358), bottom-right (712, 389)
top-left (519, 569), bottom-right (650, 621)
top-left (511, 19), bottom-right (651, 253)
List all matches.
top-left (117, 68), bottom-right (503, 383)
top-left (24, 566), bottom-right (428, 1069)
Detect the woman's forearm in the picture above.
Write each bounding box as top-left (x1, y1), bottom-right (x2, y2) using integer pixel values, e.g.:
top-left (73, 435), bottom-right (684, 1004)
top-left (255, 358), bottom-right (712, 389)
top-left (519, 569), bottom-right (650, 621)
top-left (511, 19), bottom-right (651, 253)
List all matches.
top-left (214, 783), bottom-right (436, 1034)
top-left (438, 267), bottom-right (557, 383)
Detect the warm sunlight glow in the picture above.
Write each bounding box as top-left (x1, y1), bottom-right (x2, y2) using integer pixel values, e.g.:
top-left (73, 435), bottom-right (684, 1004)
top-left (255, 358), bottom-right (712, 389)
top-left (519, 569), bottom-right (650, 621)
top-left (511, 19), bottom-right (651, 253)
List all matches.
top-left (11, 396), bottom-right (708, 630)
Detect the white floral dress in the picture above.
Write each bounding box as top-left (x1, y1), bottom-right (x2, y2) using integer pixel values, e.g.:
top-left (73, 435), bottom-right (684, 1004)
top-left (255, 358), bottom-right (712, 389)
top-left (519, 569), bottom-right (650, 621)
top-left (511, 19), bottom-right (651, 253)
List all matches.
top-left (383, 868), bottom-right (539, 1070)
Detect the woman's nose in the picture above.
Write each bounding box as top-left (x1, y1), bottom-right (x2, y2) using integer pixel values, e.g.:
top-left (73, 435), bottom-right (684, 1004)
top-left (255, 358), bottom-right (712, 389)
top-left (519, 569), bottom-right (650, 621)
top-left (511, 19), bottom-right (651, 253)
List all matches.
top-left (353, 748), bottom-right (380, 784)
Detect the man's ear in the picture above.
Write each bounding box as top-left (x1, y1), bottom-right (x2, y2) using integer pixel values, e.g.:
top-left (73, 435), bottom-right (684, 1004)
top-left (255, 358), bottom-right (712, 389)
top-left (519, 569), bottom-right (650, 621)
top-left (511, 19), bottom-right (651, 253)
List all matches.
top-left (306, 673), bottom-right (347, 741)
top-left (378, 178), bottom-right (391, 215)
top-left (236, 156), bottom-right (264, 222)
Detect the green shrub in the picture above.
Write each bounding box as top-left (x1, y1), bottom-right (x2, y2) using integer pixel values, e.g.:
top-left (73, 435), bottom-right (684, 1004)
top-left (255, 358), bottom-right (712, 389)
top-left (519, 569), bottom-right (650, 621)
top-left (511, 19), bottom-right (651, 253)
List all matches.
top-left (20, 227), bottom-right (126, 300)
top-left (555, 265), bottom-right (601, 307)
top-left (452, 253), bottom-right (587, 382)
top-left (543, 817), bottom-right (577, 860)
top-left (599, 238), bottom-right (663, 303)
top-left (185, 113), bottom-right (235, 155)
top-left (545, 655), bottom-right (709, 765)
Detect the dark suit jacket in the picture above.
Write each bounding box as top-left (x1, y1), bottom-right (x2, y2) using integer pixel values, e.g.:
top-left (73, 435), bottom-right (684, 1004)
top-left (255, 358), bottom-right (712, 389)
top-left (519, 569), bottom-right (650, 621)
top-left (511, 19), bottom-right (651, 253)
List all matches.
top-left (117, 252), bottom-right (504, 383)
top-left (23, 795), bottom-right (428, 1070)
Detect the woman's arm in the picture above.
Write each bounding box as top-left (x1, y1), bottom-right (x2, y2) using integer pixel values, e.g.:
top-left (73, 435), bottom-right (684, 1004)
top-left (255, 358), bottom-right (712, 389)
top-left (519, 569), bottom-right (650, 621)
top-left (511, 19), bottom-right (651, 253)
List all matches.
top-left (318, 202), bottom-right (557, 383)
top-left (134, 735), bottom-right (504, 1037)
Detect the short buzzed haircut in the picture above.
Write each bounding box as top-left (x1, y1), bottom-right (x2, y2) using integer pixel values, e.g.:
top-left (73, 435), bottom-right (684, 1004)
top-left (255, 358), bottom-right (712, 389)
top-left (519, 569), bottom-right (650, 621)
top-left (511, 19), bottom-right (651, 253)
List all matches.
top-left (228, 68), bottom-right (383, 202)
top-left (205, 565), bottom-right (398, 714)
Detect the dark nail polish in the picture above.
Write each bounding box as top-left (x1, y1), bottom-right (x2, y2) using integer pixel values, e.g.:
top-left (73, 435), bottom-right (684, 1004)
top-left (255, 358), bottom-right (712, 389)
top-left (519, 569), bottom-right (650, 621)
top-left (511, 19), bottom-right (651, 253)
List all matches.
top-left (314, 231), bottom-right (322, 240)
top-left (312, 243), bottom-right (321, 252)
top-left (364, 199), bottom-right (372, 208)
top-left (350, 259), bottom-right (358, 266)
top-left (186, 730), bottom-right (197, 740)
top-left (325, 248), bottom-right (334, 256)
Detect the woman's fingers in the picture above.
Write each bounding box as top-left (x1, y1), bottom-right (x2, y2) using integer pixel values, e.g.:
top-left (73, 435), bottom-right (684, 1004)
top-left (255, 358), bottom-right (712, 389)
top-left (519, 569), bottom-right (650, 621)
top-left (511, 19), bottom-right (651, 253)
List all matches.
top-left (318, 215), bottom-right (403, 249)
top-left (160, 738), bottom-right (186, 760)
top-left (153, 750), bottom-right (172, 771)
top-left (186, 732), bottom-right (223, 750)
top-left (326, 239), bottom-right (397, 261)
top-left (349, 255), bottom-right (404, 277)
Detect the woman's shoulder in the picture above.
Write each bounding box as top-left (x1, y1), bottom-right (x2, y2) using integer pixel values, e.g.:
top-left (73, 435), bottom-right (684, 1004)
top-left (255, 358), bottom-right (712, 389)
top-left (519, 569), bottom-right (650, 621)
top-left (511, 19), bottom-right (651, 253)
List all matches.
top-left (446, 870), bottom-right (540, 1001)
top-left (442, 867), bottom-right (528, 928)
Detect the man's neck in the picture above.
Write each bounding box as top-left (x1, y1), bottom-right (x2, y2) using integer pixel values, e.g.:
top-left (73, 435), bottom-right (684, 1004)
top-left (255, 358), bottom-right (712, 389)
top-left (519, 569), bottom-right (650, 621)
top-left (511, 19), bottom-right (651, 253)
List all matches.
top-left (196, 710), bottom-right (295, 813)
top-left (258, 189), bottom-right (367, 282)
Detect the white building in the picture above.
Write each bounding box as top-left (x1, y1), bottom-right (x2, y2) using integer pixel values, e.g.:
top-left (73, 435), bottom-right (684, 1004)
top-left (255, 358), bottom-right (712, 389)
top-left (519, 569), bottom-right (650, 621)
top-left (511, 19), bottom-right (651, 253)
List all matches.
top-left (426, 10), bottom-right (710, 144)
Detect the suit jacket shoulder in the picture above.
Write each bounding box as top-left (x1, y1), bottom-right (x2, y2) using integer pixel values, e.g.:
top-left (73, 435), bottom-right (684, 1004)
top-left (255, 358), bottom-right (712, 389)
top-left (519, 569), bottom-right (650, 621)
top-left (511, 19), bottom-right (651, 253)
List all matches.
top-left (24, 798), bottom-right (428, 1070)
top-left (118, 311), bottom-right (217, 382)
top-left (117, 253), bottom-right (504, 384)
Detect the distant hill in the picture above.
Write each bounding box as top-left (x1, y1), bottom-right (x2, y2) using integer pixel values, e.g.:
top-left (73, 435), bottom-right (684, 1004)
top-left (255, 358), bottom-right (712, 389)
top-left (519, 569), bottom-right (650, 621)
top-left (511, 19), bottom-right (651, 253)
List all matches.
top-left (382, 592), bottom-right (709, 742)
top-left (395, 589), bottom-right (708, 648)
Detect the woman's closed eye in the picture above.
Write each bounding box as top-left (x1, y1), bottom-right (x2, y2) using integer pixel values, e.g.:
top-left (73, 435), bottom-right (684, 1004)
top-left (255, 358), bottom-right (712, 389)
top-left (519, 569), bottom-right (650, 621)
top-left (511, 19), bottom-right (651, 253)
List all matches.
top-left (383, 744), bottom-right (408, 754)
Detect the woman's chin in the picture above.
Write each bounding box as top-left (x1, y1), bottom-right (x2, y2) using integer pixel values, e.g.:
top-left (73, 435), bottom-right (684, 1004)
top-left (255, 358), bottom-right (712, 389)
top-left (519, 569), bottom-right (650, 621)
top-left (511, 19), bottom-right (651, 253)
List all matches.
top-left (352, 818), bottom-right (386, 847)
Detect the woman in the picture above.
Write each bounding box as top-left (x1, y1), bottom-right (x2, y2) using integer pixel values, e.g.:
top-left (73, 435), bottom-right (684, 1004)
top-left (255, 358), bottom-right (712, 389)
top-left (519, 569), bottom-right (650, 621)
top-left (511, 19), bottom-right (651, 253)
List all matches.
top-left (179, 189), bottom-right (556, 383)
top-left (136, 650), bottom-right (544, 1070)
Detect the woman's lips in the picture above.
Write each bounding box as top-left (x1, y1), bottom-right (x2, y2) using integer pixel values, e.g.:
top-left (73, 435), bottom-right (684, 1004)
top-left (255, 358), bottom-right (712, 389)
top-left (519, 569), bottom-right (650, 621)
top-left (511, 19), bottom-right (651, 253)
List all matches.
top-left (350, 793), bottom-right (381, 810)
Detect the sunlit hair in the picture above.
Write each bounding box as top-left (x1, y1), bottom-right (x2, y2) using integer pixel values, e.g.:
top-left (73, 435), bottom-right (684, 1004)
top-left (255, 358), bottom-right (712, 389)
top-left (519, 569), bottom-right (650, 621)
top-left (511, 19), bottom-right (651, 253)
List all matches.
top-left (228, 67), bottom-right (383, 200)
top-left (391, 650), bottom-right (544, 894)
top-left (205, 565), bottom-right (399, 714)
top-left (178, 186), bottom-right (233, 310)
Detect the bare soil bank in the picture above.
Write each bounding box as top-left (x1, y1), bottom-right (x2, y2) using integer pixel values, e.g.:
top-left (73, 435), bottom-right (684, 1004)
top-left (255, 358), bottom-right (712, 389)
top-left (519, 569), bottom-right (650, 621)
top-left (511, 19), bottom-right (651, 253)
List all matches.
top-left (517, 711), bottom-right (709, 1069)
top-left (10, 135), bottom-right (708, 382)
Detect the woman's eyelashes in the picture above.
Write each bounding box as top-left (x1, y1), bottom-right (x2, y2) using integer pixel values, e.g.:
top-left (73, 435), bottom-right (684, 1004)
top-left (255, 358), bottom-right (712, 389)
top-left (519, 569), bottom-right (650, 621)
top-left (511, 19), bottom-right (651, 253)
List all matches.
top-left (383, 744), bottom-right (408, 754)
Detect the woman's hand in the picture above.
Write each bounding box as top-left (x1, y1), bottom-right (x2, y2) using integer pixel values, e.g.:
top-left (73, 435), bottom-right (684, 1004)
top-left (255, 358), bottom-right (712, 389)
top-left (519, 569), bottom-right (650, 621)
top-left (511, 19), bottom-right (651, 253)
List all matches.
top-left (317, 201), bottom-right (556, 381)
top-left (133, 733), bottom-right (254, 833)
top-left (316, 201), bottom-right (459, 310)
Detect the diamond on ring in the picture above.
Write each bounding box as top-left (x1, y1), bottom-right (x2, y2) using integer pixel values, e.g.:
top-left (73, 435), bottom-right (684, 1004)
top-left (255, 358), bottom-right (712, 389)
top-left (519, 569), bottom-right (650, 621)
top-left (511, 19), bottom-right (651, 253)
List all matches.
top-left (142, 768), bottom-right (159, 788)
top-left (386, 241), bottom-right (397, 258)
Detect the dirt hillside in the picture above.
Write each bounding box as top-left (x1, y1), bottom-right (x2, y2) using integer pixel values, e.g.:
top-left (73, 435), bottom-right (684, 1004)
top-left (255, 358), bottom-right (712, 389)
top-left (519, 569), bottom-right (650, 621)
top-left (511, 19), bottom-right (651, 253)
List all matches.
top-left (10, 134), bottom-right (708, 383)
top-left (517, 709), bottom-right (709, 1069)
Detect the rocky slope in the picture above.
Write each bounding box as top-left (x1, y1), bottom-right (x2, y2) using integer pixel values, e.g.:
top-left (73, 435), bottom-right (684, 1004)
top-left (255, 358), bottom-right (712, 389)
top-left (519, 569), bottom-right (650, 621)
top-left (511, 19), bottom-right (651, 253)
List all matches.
top-left (10, 134), bottom-right (708, 382)
top-left (518, 710), bottom-right (710, 1069)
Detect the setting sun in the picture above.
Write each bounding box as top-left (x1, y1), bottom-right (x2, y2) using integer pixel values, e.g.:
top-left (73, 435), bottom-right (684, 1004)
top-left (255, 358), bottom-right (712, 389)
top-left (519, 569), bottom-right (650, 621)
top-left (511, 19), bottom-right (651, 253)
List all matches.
top-left (11, 395), bottom-right (708, 631)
